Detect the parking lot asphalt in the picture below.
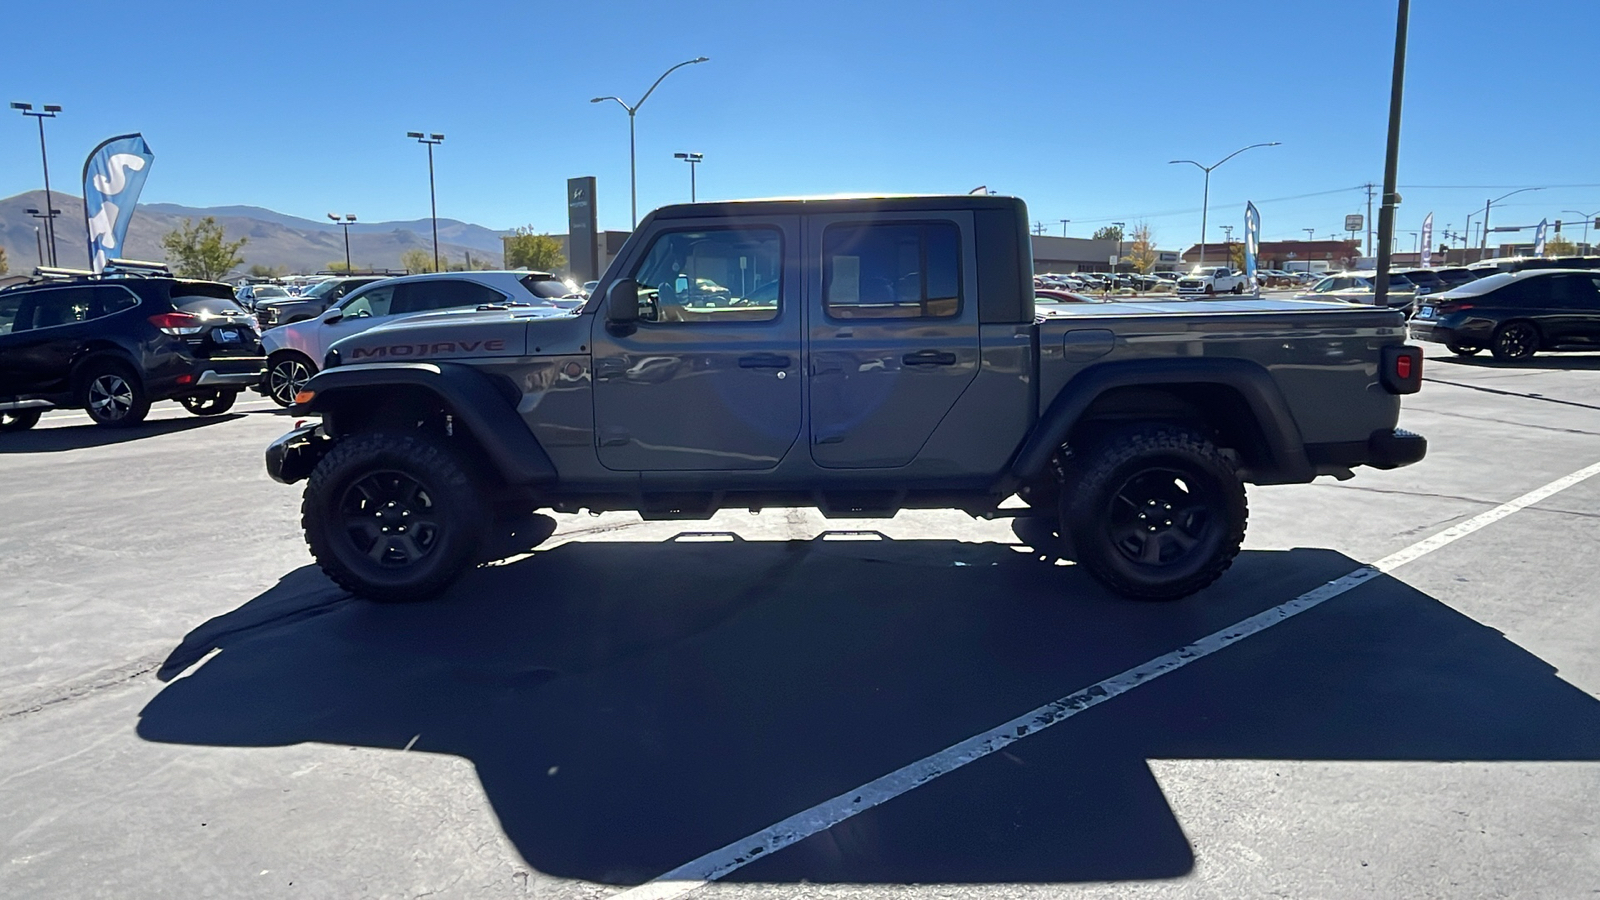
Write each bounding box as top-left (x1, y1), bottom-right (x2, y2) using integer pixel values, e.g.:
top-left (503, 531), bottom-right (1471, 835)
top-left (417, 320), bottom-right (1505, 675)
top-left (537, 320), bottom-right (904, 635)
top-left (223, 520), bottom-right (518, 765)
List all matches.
top-left (2, 345), bottom-right (1599, 900)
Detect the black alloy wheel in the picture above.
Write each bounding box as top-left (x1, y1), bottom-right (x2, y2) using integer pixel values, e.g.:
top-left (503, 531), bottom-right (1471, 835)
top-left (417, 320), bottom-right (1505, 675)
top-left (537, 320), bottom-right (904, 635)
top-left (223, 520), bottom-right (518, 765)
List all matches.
top-left (302, 430), bottom-right (488, 602)
top-left (181, 391), bottom-right (238, 416)
top-left (78, 363), bottom-right (150, 428)
top-left (1446, 343), bottom-right (1482, 357)
top-left (267, 355), bottom-right (315, 407)
top-left (1061, 424), bottom-right (1247, 601)
top-left (0, 409), bottom-right (42, 432)
top-left (1490, 322), bottom-right (1538, 361)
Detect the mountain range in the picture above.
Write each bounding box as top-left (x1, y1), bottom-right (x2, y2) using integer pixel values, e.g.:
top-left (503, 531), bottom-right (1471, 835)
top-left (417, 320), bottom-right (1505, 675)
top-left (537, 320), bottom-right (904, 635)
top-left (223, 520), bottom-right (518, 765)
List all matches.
top-left (0, 191), bottom-right (509, 274)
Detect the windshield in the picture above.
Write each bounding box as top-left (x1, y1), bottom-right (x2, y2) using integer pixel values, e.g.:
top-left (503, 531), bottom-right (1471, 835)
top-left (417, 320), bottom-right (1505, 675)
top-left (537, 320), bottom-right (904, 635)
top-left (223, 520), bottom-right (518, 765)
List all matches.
top-left (520, 276), bottom-right (570, 300)
top-left (299, 280), bottom-right (346, 300)
top-left (254, 286), bottom-right (289, 298)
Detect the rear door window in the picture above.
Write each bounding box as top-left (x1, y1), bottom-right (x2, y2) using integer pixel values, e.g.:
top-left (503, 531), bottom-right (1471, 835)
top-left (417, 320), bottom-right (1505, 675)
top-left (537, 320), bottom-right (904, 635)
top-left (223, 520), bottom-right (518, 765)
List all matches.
top-left (392, 279), bottom-right (504, 315)
top-left (822, 222), bottom-right (961, 319)
top-left (23, 287), bottom-right (97, 330)
top-left (0, 293), bottom-right (23, 335)
top-left (1546, 274), bottom-right (1600, 309)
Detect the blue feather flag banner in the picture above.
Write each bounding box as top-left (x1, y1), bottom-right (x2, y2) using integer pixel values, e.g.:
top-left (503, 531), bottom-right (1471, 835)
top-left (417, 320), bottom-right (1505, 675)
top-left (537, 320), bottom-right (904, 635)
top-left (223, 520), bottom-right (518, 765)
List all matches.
top-left (83, 134), bottom-right (155, 273)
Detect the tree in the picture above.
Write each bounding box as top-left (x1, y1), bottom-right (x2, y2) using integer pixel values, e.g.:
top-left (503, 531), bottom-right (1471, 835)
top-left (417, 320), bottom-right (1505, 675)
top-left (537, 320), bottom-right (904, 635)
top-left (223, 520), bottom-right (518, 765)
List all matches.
top-left (503, 226), bottom-right (566, 272)
top-left (160, 217), bottom-right (247, 280)
top-left (1544, 235), bottom-right (1577, 257)
top-left (1092, 225), bottom-right (1124, 242)
top-left (1126, 223), bottom-right (1157, 274)
top-left (324, 261), bottom-right (353, 274)
top-left (400, 248), bottom-right (437, 274)
top-left (1229, 242), bottom-right (1246, 270)
top-left (0, 246), bottom-right (8, 276)
top-left (247, 263), bottom-right (286, 278)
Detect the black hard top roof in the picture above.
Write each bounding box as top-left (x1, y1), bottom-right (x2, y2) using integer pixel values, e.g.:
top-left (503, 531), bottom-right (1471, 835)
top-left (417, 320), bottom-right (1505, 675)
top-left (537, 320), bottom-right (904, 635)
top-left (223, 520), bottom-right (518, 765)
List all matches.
top-left (651, 194), bottom-right (1026, 220)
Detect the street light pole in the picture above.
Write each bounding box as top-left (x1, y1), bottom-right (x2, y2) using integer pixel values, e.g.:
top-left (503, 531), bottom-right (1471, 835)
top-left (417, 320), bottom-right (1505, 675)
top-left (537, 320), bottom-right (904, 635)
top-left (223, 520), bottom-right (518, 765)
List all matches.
top-left (12, 102), bottom-right (63, 266)
top-left (1059, 219), bottom-right (1071, 237)
top-left (1480, 186), bottom-right (1543, 258)
top-left (1561, 209), bottom-right (1600, 254)
top-left (329, 213), bottom-right (357, 272)
top-left (25, 207), bottom-right (60, 268)
top-left (1302, 228), bottom-right (1316, 274)
top-left (406, 132), bottom-right (444, 271)
top-left (673, 152), bottom-right (703, 202)
top-left (592, 57), bottom-right (710, 229)
top-left (1169, 141), bottom-right (1280, 269)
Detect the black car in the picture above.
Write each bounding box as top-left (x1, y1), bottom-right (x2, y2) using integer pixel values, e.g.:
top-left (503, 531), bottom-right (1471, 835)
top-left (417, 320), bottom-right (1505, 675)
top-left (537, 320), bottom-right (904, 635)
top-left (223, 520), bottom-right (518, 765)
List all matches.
top-left (0, 275), bottom-right (265, 430)
top-left (1408, 269), bottom-right (1600, 360)
top-left (1432, 267), bottom-right (1480, 289)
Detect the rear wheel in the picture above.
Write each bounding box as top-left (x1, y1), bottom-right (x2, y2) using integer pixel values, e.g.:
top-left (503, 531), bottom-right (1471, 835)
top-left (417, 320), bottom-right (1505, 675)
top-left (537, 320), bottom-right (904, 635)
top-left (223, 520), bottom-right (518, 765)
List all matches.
top-left (266, 353), bottom-right (316, 407)
top-left (302, 430), bottom-right (488, 602)
top-left (77, 361), bottom-right (150, 428)
top-left (1490, 322), bottom-right (1538, 361)
top-left (181, 390), bottom-right (238, 416)
top-left (0, 410), bottom-right (42, 432)
top-left (1061, 424), bottom-right (1247, 601)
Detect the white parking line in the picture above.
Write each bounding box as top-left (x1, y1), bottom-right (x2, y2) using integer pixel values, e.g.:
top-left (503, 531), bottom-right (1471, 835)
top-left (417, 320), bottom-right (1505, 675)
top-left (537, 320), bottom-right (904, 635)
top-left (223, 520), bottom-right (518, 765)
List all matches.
top-left (615, 459), bottom-right (1600, 900)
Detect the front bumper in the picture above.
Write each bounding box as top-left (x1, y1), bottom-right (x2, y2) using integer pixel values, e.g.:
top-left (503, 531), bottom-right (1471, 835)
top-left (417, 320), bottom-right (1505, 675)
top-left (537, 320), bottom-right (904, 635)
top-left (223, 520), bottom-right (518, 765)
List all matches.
top-left (265, 422), bottom-right (332, 484)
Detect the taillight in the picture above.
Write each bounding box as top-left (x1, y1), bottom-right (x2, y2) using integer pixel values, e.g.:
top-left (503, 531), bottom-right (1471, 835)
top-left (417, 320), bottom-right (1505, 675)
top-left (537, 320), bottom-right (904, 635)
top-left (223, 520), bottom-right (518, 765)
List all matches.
top-left (1381, 345), bottom-right (1423, 394)
top-left (149, 311), bottom-right (203, 336)
top-left (1437, 301), bottom-right (1473, 312)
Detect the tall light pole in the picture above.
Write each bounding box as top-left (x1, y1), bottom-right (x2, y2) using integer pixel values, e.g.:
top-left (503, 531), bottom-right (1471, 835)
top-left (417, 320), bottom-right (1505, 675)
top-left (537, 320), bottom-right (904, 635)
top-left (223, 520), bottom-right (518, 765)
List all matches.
top-left (1169, 141), bottom-right (1280, 269)
top-left (406, 132), bottom-right (444, 271)
top-left (329, 213), bottom-right (357, 272)
top-left (673, 152), bottom-right (703, 202)
top-left (1302, 227), bottom-right (1316, 274)
top-left (1059, 219), bottom-right (1071, 237)
top-left (1561, 209), bottom-right (1600, 253)
top-left (12, 102), bottom-right (62, 266)
top-left (592, 56), bottom-right (710, 229)
top-left (1479, 186), bottom-right (1543, 257)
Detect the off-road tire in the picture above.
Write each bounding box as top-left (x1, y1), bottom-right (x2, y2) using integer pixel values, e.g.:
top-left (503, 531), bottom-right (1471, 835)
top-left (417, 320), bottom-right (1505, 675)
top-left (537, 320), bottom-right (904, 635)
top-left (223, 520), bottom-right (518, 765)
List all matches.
top-left (1490, 322), bottom-right (1538, 361)
top-left (0, 410), bottom-right (42, 432)
top-left (181, 390), bottom-right (238, 416)
top-left (77, 360), bottom-right (150, 428)
top-left (302, 430), bottom-right (489, 602)
top-left (1061, 424), bottom-right (1247, 601)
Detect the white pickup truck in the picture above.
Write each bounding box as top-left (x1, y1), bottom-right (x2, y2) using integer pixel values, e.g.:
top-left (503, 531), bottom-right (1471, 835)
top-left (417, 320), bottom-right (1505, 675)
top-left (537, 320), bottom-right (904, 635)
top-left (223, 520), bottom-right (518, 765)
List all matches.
top-left (1177, 266), bottom-right (1251, 297)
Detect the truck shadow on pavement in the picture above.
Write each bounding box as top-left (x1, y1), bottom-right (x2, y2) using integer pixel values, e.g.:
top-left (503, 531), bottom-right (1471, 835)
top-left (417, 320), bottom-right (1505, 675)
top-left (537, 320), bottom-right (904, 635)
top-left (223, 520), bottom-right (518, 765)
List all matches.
top-left (0, 414), bottom-right (243, 453)
top-left (137, 533), bottom-right (1600, 886)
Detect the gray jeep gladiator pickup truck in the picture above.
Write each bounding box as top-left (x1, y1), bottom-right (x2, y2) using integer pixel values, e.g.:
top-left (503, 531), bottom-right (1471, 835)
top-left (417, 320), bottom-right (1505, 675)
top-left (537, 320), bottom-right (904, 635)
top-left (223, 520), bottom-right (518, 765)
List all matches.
top-left (265, 195), bottom-right (1425, 603)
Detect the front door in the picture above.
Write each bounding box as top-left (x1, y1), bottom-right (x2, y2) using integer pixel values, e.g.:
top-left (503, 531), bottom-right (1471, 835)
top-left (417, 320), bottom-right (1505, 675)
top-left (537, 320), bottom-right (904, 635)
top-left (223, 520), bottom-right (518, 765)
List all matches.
top-left (807, 212), bottom-right (980, 468)
top-left (591, 218), bottom-right (802, 470)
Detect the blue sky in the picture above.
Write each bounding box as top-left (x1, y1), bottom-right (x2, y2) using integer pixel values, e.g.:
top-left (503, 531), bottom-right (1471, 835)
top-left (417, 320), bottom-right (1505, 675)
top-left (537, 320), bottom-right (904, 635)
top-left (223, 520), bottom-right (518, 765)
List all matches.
top-left (4, 0), bottom-right (1598, 249)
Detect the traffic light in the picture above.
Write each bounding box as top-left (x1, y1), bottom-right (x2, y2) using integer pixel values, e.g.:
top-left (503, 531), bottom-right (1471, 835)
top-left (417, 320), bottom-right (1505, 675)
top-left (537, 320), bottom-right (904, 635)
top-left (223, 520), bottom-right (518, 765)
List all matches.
top-left (1554, 220), bottom-right (1562, 234)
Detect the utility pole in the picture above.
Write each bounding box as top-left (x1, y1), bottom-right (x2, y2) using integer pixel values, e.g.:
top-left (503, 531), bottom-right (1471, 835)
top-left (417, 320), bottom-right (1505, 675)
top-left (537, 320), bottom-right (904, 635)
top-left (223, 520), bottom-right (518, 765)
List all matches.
top-left (1059, 219), bottom-right (1070, 237)
top-left (1302, 227), bottom-right (1316, 274)
top-left (1033, 221), bottom-right (1047, 236)
top-left (1372, 0), bottom-right (1408, 309)
top-left (1365, 182), bottom-right (1375, 258)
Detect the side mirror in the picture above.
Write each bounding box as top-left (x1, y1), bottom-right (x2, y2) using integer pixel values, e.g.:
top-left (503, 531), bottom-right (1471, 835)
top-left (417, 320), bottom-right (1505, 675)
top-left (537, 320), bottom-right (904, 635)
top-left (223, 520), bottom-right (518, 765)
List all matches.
top-left (606, 279), bottom-right (639, 330)
top-left (323, 310), bottom-right (343, 325)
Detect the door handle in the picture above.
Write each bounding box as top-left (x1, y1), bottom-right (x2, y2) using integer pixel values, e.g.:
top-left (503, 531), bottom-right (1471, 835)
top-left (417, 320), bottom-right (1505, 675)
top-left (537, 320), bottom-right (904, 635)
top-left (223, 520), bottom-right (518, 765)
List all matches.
top-left (902, 350), bottom-right (958, 367)
top-left (594, 358), bottom-right (627, 379)
top-left (738, 353), bottom-right (792, 369)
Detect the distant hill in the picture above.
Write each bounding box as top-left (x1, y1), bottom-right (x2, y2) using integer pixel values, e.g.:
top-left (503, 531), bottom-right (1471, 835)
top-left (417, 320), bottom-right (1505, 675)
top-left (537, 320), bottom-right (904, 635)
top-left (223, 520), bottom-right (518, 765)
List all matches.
top-left (0, 191), bottom-right (507, 274)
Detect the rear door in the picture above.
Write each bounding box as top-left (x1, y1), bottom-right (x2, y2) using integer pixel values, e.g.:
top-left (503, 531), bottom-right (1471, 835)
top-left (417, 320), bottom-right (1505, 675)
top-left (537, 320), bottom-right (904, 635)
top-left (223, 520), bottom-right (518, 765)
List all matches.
top-left (1541, 273), bottom-right (1600, 345)
top-left (591, 218), bottom-right (801, 470)
top-left (807, 212), bottom-right (979, 468)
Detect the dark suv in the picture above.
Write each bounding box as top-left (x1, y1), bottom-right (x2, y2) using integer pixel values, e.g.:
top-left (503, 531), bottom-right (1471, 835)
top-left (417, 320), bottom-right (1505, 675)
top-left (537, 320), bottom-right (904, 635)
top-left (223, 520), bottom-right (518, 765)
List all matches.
top-left (0, 276), bottom-right (265, 431)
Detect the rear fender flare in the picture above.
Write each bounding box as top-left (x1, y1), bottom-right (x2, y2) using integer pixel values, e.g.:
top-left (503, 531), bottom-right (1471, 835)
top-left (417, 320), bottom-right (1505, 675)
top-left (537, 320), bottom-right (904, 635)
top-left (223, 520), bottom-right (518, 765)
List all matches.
top-left (1010, 358), bottom-right (1312, 484)
top-left (299, 362), bottom-right (557, 486)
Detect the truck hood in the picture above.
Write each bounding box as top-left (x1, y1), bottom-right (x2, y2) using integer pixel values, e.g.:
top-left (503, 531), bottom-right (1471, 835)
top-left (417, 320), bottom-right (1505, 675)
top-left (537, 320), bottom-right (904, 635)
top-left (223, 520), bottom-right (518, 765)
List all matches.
top-left (326, 306), bottom-right (578, 363)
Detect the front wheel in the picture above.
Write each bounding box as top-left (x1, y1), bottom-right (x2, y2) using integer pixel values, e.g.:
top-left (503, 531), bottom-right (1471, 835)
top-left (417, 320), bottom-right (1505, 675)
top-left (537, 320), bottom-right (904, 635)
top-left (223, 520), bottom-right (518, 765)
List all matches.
top-left (181, 390), bottom-right (238, 416)
top-left (1490, 322), bottom-right (1538, 361)
top-left (1061, 424), bottom-right (1247, 601)
top-left (0, 409), bottom-right (42, 432)
top-left (1447, 343), bottom-right (1482, 357)
top-left (266, 353), bottom-right (316, 407)
top-left (302, 430), bottom-right (489, 602)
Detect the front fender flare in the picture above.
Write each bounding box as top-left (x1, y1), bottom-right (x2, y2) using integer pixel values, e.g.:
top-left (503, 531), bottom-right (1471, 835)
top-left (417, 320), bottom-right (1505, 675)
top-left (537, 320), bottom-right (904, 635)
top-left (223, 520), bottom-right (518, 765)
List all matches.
top-left (296, 361), bottom-right (557, 486)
